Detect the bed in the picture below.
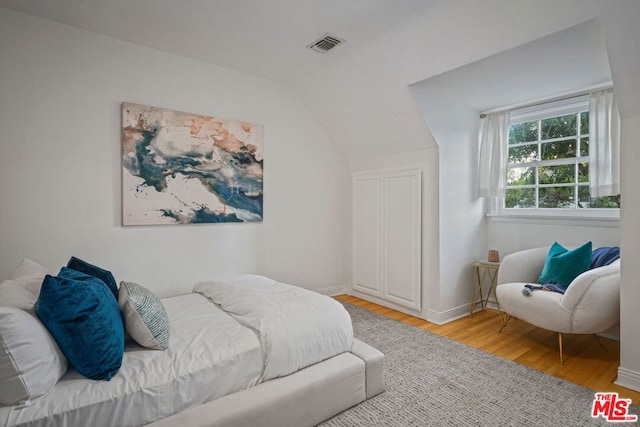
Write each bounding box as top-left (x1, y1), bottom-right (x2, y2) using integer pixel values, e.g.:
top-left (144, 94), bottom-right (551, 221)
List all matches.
top-left (0, 261), bottom-right (385, 427)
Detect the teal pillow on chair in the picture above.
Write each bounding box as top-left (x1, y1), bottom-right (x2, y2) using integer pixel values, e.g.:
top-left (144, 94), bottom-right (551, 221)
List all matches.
top-left (35, 267), bottom-right (124, 380)
top-left (537, 241), bottom-right (593, 289)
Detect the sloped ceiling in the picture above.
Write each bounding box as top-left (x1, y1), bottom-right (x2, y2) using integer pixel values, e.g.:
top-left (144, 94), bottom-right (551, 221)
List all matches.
top-left (1, 0), bottom-right (639, 162)
top-left (0, 0), bottom-right (432, 85)
top-left (410, 20), bottom-right (612, 143)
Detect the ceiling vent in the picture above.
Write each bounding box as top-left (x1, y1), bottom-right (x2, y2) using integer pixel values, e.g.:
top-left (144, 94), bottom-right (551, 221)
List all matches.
top-left (306, 33), bottom-right (345, 54)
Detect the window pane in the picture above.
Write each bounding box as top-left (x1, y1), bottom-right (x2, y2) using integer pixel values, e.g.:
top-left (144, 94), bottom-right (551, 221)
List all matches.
top-left (580, 111), bottom-right (589, 135)
top-left (578, 162), bottom-right (588, 183)
top-left (578, 185), bottom-right (590, 207)
top-left (509, 121), bottom-right (538, 144)
top-left (578, 187), bottom-right (621, 208)
top-left (505, 188), bottom-right (536, 208)
top-left (507, 167), bottom-right (535, 185)
top-left (503, 103), bottom-right (618, 214)
top-left (509, 144), bottom-right (538, 164)
top-left (580, 137), bottom-right (589, 157)
top-left (540, 114), bottom-right (577, 140)
top-left (539, 186), bottom-right (575, 208)
top-left (541, 138), bottom-right (577, 160)
top-left (593, 195), bottom-right (620, 208)
top-left (539, 164), bottom-right (575, 185)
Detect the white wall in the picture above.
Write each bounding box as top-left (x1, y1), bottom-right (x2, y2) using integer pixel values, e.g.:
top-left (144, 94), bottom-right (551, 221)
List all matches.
top-left (406, 93), bottom-right (486, 321)
top-left (487, 221), bottom-right (619, 258)
top-left (4, 0), bottom-right (640, 391)
top-left (408, 18), bottom-right (619, 320)
top-left (596, 0), bottom-right (640, 390)
top-left (297, 0), bottom-right (640, 387)
top-left (617, 115), bottom-right (640, 390)
top-left (298, 0), bottom-right (614, 322)
top-left (433, 116), bottom-right (485, 320)
top-left (0, 9), bottom-right (347, 297)
top-left (334, 0), bottom-right (640, 392)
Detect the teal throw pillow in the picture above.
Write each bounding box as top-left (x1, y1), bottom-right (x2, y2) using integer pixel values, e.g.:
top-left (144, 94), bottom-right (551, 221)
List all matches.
top-left (66, 256), bottom-right (118, 300)
top-left (35, 267), bottom-right (125, 380)
top-left (537, 241), bottom-right (592, 289)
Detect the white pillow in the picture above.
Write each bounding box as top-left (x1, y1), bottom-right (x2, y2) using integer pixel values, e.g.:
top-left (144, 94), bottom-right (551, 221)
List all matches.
top-left (0, 280), bottom-right (38, 310)
top-left (118, 281), bottom-right (170, 350)
top-left (0, 258), bottom-right (49, 309)
top-left (0, 307), bottom-right (68, 406)
top-left (12, 258), bottom-right (50, 296)
top-left (10, 258), bottom-right (49, 280)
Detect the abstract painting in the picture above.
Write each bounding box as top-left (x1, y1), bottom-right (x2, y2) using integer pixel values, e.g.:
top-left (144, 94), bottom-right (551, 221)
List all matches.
top-left (122, 102), bottom-right (263, 225)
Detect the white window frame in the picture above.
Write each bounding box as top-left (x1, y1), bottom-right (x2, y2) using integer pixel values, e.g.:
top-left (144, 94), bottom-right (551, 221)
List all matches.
top-left (491, 95), bottom-right (620, 223)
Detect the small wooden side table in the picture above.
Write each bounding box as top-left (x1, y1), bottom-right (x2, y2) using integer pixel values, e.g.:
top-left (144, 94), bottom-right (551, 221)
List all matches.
top-left (469, 261), bottom-right (501, 317)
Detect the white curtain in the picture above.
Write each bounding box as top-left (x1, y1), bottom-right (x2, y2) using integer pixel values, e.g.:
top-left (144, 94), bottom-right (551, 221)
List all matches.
top-left (589, 89), bottom-right (620, 197)
top-left (478, 111), bottom-right (510, 198)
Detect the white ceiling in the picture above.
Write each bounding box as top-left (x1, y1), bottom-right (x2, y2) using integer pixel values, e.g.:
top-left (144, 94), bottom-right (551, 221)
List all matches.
top-left (0, 0), bottom-right (433, 84)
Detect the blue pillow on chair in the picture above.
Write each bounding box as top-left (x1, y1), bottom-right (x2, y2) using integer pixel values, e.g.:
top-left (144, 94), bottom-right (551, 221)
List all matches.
top-left (590, 246), bottom-right (620, 269)
top-left (66, 256), bottom-right (118, 300)
top-left (537, 241), bottom-right (592, 289)
top-left (35, 267), bottom-right (124, 380)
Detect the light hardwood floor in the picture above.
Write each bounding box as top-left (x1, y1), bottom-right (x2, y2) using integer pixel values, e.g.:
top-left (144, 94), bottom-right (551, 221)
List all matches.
top-left (336, 294), bottom-right (640, 405)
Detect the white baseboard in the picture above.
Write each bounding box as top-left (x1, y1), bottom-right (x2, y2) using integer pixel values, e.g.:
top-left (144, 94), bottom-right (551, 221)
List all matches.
top-left (344, 293), bottom-right (498, 325)
top-left (426, 303), bottom-right (477, 325)
top-left (317, 284), bottom-right (347, 296)
top-left (615, 366), bottom-right (640, 392)
top-left (347, 292), bottom-right (490, 325)
top-left (597, 324), bottom-right (620, 341)
top-left (349, 290), bottom-right (423, 318)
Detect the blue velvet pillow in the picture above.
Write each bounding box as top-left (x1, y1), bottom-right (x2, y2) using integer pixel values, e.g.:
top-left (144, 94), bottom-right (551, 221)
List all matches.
top-left (66, 256), bottom-right (118, 300)
top-left (537, 241), bottom-right (592, 289)
top-left (35, 267), bottom-right (124, 380)
top-left (590, 246), bottom-right (620, 269)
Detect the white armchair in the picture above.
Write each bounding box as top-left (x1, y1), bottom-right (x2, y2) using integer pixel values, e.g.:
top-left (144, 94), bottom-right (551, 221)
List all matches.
top-left (496, 247), bottom-right (620, 364)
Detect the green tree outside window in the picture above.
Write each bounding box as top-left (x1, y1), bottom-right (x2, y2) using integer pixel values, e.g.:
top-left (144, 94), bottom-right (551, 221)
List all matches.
top-left (506, 112), bottom-right (620, 210)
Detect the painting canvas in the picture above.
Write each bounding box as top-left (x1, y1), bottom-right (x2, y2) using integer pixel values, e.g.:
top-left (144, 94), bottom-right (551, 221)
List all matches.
top-left (122, 102), bottom-right (263, 225)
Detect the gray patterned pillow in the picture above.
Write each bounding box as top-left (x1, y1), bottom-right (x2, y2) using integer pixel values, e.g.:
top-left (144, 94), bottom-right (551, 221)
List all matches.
top-left (118, 281), bottom-right (170, 350)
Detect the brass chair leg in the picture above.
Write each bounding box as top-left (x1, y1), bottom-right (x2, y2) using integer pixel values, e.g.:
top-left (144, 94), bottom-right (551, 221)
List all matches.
top-left (469, 266), bottom-right (484, 317)
top-left (593, 334), bottom-right (607, 352)
top-left (498, 314), bottom-right (512, 333)
top-left (558, 332), bottom-right (564, 365)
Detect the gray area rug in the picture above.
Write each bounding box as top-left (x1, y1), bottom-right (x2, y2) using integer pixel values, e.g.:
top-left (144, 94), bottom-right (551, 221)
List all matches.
top-left (320, 303), bottom-right (639, 426)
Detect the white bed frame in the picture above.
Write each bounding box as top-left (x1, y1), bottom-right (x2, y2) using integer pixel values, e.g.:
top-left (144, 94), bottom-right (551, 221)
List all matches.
top-left (147, 338), bottom-right (385, 427)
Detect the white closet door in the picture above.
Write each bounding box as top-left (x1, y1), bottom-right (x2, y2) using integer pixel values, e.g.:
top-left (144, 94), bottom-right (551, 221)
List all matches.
top-left (383, 170), bottom-right (421, 310)
top-left (353, 176), bottom-right (382, 296)
top-left (352, 168), bottom-right (422, 310)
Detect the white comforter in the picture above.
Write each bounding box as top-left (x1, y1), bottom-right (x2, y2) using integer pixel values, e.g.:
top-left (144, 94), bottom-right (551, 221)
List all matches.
top-left (0, 293), bottom-right (264, 427)
top-left (194, 274), bottom-right (353, 381)
top-left (1, 276), bottom-right (353, 427)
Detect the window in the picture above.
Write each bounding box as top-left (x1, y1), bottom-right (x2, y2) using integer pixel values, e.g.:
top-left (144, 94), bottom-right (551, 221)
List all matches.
top-left (502, 96), bottom-right (619, 216)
